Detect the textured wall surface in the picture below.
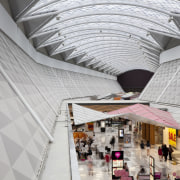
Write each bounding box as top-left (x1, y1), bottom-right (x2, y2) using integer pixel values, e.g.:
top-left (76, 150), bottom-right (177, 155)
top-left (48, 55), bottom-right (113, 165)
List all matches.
top-left (140, 59), bottom-right (180, 105)
top-left (0, 31), bottom-right (123, 180)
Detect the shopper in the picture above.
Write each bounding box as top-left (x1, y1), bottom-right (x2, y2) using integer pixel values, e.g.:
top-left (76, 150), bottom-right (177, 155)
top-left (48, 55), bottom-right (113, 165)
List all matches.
top-left (158, 146), bottom-right (163, 161)
top-left (140, 140), bottom-right (145, 149)
top-left (76, 146), bottom-right (81, 160)
top-left (123, 162), bottom-right (129, 172)
top-left (137, 166), bottom-right (146, 180)
top-left (146, 140), bottom-right (151, 156)
top-left (87, 156), bottom-right (93, 176)
top-left (87, 146), bottom-right (92, 157)
top-left (163, 144), bottom-right (169, 161)
top-left (168, 145), bottom-right (174, 160)
top-left (105, 151), bottom-right (111, 171)
top-left (110, 136), bottom-right (115, 149)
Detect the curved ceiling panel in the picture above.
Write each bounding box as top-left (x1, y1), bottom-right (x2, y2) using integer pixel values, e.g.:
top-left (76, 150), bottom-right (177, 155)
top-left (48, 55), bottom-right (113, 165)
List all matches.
top-left (10, 0), bottom-right (180, 75)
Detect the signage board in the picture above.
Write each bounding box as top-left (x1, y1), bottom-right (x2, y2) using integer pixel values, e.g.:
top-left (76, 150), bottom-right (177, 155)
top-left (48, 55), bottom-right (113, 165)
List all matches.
top-left (101, 121), bottom-right (105, 128)
top-left (124, 134), bottom-right (131, 144)
top-left (119, 129), bottom-right (124, 138)
top-left (169, 128), bottom-right (176, 148)
top-left (112, 151), bottom-right (124, 179)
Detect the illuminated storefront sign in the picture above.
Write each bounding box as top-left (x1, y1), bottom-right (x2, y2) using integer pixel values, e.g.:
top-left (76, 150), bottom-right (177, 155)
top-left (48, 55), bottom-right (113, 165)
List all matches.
top-left (169, 128), bottom-right (176, 147)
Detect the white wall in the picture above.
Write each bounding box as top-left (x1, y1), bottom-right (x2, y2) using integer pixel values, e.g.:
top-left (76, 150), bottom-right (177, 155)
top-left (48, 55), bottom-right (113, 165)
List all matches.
top-left (160, 45), bottom-right (180, 64)
top-left (163, 127), bottom-right (169, 146)
top-left (0, 13), bottom-right (123, 180)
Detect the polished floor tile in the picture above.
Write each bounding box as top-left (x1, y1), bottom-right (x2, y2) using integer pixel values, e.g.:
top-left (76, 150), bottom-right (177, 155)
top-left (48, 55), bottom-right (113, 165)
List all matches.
top-left (77, 125), bottom-right (180, 179)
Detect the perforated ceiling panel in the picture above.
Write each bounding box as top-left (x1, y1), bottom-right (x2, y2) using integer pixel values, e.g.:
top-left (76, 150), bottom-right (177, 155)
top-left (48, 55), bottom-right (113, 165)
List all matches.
top-left (9, 0), bottom-right (180, 75)
top-left (72, 104), bottom-right (116, 125)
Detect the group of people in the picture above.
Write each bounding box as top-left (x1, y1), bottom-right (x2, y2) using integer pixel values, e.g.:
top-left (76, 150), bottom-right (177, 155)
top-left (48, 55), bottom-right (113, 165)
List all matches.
top-left (140, 140), bottom-right (151, 156)
top-left (75, 136), bottom-right (94, 160)
top-left (158, 144), bottom-right (174, 161)
top-left (140, 140), bottom-right (174, 161)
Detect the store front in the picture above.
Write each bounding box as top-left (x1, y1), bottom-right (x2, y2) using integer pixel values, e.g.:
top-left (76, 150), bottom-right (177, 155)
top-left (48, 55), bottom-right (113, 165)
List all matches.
top-left (163, 127), bottom-right (177, 148)
top-left (162, 127), bottom-right (180, 151)
top-left (141, 123), bottom-right (164, 145)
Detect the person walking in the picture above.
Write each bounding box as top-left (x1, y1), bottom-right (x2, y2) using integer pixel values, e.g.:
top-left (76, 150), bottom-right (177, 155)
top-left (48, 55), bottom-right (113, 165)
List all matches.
top-left (105, 151), bottom-right (111, 171)
top-left (146, 140), bottom-right (151, 156)
top-left (163, 144), bottom-right (169, 161)
top-left (87, 156), bottom-right (93, 176)
top-left (140, 140), bottom-right (145, 149)
top-left (168, 145), bottom-right (174, 160)
top-left (110, 136), bottom-right (115, 149)
top-left (158, 146), bottom-right (163, 161)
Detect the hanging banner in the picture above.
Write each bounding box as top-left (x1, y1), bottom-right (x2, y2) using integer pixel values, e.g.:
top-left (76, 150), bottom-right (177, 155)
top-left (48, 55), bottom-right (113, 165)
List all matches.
top-left (169, 128), bottom-right (176, 148)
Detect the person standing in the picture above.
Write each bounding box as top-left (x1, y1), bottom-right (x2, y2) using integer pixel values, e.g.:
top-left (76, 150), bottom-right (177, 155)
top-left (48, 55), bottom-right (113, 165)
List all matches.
top-left (137, 166), bottom-right (146, 180)
top-left (146, 140), bottom-right (151, 156)
top-left (123, 162), bottom-right (129, 172)
top-left (162, 144), bottom-right (165, 160)
top-left (158, 146), bottom-right (163, 161)
top-left (76, 146), bottom-right (81, 160)
top-left (105, 151), bottom-right (111, 171)
top-left (168, 145), bottom-right (174, 160)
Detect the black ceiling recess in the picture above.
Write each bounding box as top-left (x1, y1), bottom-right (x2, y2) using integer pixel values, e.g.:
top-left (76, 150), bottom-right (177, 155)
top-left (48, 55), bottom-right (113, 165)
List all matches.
top-left (117, 69), bottom-right (154, 92)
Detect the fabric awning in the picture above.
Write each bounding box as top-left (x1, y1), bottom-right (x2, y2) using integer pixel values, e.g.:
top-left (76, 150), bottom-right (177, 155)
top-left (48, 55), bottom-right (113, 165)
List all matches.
top-left (108, 104), bottom-right (180, 129)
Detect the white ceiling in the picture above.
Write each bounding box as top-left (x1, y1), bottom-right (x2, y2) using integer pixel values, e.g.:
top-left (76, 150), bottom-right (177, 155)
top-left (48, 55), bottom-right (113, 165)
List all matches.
top-left (6, 0), bottom-right (180, 75)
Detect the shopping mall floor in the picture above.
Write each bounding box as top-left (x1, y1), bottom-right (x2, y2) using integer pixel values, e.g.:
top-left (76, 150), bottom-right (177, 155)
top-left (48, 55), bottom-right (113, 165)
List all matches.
top-left (76, 124), bottom-right (180, 180)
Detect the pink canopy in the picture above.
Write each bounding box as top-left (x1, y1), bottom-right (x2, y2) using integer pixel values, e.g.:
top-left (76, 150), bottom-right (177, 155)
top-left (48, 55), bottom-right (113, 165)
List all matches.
top-left (108, 104), bottom-right (180, 129)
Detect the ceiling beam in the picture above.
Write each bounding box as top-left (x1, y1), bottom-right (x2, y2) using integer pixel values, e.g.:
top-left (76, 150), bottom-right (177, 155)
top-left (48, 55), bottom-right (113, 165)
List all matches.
top-left (76, 57), bottom-right (94, 64)
top-left (65, 52), bottom-right (86, 61)
top-left (50, 46), bottom-right (76, 56)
